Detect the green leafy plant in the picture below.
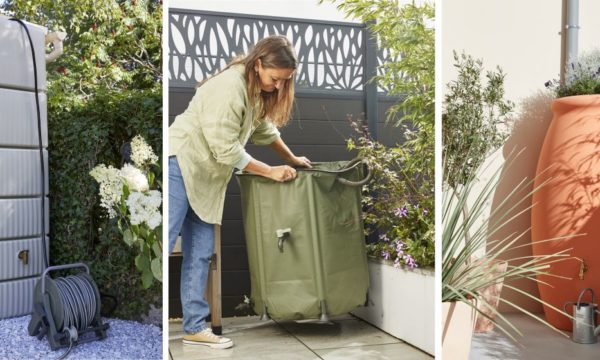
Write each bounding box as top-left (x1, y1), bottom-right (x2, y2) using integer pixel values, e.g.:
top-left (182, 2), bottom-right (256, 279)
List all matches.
top-left (325, 0), bottom-right (435, 267)
top-left (2, 0), bottom-right (162, 318)
top-left (348, 119), bottom-right (434, 269)
top-left (443, 51), bottom-right (514, 189)
top-left (442, 155), bottom-right (576, 340)
top-left (546, 49), bottom-right (600, 97)
top-left (91, 135), bottom-right (162, 289)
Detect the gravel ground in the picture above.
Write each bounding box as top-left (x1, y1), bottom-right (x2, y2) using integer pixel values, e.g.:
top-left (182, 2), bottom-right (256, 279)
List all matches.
top-left (0, 316), bottom-right (162, 360)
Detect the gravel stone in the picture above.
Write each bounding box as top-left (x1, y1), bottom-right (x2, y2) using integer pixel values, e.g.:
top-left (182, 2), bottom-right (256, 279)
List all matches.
top-left (0, 316), bottom-right (162, 360)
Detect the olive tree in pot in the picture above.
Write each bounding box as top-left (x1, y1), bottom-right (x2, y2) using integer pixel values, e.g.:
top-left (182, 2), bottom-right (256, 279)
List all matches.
top-left (442, 51), bottom-right (514, 332)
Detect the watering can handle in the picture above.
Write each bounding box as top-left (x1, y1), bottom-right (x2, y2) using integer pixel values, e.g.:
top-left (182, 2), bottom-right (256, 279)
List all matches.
top-left (576, 288), bottom-right (595, 310)
top-left (41, 263), bottom-right (90, 295)
top-left (564, 301), bottom-right (575, 315)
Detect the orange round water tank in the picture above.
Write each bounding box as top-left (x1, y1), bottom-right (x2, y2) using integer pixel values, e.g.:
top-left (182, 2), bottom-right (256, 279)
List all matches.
top-left (531, 95), bottom-right (600, 331)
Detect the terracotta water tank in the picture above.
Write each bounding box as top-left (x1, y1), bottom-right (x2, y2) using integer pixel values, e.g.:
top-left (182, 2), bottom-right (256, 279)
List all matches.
top-left (531, 95), bottom-right (600, 331)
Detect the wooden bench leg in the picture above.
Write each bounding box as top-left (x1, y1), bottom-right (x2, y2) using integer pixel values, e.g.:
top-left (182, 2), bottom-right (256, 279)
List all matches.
top-left (210, 224), bottom-right (222, 335)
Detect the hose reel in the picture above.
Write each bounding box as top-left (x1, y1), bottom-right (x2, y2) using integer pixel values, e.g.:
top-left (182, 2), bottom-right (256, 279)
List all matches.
top-left (28, 263), bottom-right (109, 353)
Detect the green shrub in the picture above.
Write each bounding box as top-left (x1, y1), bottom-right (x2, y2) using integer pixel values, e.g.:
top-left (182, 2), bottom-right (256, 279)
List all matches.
top-left (326, 0), bottom-right (435, 267)
top-left (442, 51), bottom-right (514, 189)
top-left (348, 121), bottom-right (434, 268)
top-left (49, 90), bottom-right (162, 319)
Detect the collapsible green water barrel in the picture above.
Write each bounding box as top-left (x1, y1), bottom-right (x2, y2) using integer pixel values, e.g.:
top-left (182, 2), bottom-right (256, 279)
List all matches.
top-left (236, 159), bottom-right (370, 320)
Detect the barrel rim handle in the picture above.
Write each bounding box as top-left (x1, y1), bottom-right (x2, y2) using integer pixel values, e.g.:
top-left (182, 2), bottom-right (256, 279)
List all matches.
top-left (336, 159), bottom-right (372, 187)
top-left (299, 158), bottom-right (372, 187)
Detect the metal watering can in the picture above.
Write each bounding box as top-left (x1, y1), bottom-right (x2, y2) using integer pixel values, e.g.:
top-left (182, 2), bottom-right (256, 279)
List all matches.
top-left (564, 288), bottom-right (600, 344)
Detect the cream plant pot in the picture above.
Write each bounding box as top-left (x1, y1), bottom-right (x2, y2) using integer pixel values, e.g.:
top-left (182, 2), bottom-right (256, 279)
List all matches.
top-left (351, 258), bottom-right (434, 355)
top-left (442, 300), bottom-right (477, 360)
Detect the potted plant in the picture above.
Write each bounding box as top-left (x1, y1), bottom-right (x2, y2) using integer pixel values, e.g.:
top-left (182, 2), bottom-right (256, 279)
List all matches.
top-left (443, 51), bottom-right (515, 333)
top-left (442, 153), bottom-right (577, 359)
top-left (531, 49), bottom-right (600, 330)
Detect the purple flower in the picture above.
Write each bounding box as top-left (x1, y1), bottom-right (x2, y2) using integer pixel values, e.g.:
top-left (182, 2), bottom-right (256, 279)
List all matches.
top-left (393, 258), bottom-right (401, 268)
top-left (394, 240), bottom-right (405, 254)
top-left (394, 206), bottom-right (409, 218)
top-left (403, 254), bottom-right (418, 269)
top-left (379, 234), bottom-right (390, 242)
top-left (381, 251), bottom-right (391, 260)
top-left (422, 208), bottom-right (429, 216)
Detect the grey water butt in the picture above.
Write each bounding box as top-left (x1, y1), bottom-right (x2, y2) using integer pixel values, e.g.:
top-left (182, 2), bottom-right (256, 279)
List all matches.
top-left (0, 15), bottom-right (50, 320)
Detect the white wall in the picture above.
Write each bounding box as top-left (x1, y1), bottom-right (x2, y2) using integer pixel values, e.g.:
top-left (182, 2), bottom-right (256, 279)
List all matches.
top-left (443, 0), bottom-right (600, 104)
top-left (443, 0), bottom-right (600, 314)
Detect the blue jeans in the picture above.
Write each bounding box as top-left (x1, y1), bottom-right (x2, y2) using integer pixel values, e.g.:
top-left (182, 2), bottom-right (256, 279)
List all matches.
top-left (169, 156), bottom-right (214, 334)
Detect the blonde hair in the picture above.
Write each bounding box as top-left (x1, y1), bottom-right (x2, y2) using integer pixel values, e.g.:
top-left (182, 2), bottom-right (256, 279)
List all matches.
top-left (198, 35), bottom-right (297, 128)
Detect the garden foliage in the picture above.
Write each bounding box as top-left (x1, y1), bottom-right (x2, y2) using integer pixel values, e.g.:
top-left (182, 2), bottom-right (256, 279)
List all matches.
top-left (2, 0), bottom-right (162, 319)
top-left (442, 51), bottom-right (514, 189)
top-left (328, 0), bottom-right (435, 268)
top-left (91, 135), bottom-right (162, 289)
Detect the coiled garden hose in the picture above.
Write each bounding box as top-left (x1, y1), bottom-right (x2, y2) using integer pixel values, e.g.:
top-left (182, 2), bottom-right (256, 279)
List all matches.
top-left (54, 274), bottom-right (99, 360)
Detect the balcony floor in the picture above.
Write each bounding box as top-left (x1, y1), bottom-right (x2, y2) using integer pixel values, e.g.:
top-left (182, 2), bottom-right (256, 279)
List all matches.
top-left (470, 313), bottom-right (600, 359)
top-left (169, 314), bottom-right (432, 360)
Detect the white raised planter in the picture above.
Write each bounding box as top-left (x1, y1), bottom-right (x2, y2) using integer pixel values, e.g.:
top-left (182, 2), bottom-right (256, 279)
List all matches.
top-left (351, 258), bottom-right (434, 355)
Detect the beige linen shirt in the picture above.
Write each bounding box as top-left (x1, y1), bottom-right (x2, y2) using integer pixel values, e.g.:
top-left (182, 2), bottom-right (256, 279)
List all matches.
top-left (169, 64), bottom-right (281, 224)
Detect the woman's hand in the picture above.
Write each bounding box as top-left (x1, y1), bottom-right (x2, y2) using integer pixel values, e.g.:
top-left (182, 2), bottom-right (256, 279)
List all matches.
top-left (243, 158), bottom-right (297, 182)
top-left (269, 138), bottom-right (312, 168)
top-left (288, 155), bottom-right (312, 168)
top-left (267, 165), bottom-right (297, 182)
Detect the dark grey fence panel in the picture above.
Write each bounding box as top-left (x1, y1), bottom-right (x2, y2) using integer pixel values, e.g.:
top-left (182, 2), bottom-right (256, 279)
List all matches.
top-left (170, 9), bottom-right (365, 92)
top-left (168, 9), bottom-right (402, 319)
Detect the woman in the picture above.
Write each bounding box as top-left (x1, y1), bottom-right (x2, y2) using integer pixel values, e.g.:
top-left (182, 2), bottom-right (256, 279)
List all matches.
top-left (168, 35), bottom-right (311, 349)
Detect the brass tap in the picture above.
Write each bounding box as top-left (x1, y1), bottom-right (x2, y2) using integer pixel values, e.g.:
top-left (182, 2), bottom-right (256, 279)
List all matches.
top-left (18, 249), bottom-right (29, 265)
top-left (573, 257), bottom-right (587, 280)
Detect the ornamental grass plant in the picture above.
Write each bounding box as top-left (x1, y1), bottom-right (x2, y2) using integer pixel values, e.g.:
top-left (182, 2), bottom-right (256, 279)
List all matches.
top-left (442, 153), bottom-right (578, 340)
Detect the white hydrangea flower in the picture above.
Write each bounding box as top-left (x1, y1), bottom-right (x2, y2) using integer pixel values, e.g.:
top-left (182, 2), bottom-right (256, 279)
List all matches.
top-left (126, 190), bottom-right (162, 230)
top-left (130, 135), bottom-right (158, 168)
top-left (120, 164), bottom-right (149, 192)
top-left (147, 212), bottom-right (162, 230)
top-left (90, 164), bottom-right (124, 218)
